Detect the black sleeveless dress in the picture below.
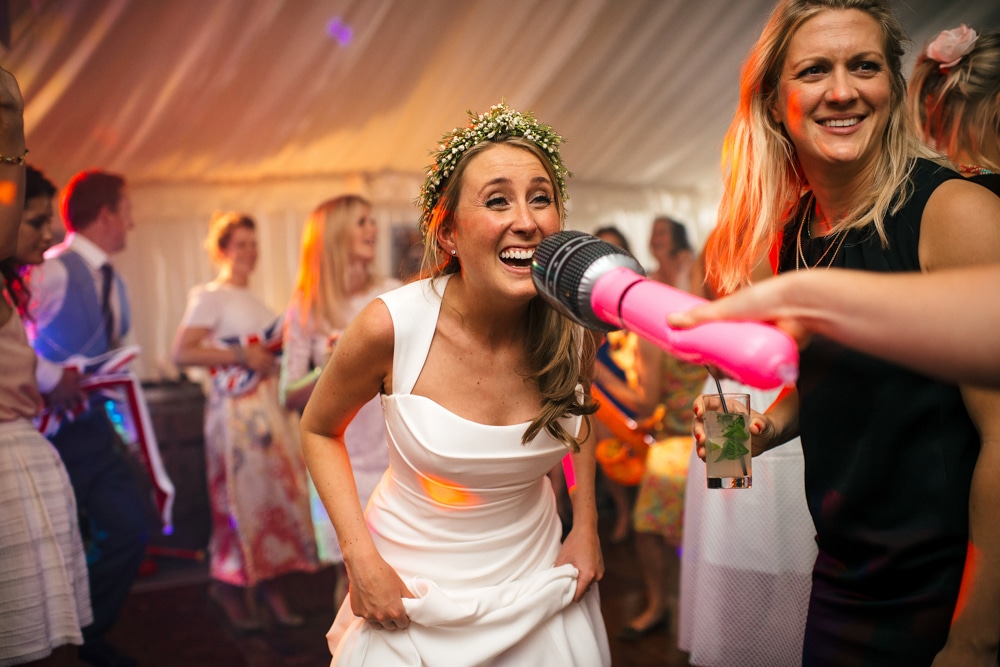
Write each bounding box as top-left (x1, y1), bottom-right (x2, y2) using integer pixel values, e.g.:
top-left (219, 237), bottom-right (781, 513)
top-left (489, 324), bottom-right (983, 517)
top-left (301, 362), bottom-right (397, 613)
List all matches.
top-left (971, 171), bottom-right (1000, 196)
top-left (777, 159), bottom-right (981, 666)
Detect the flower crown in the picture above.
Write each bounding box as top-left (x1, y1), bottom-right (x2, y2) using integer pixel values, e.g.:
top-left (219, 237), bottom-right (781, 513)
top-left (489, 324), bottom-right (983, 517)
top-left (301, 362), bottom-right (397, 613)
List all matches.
top-left (926, 24), bottom-right (979, 71)
top-left (417, 102), bottom-right (570, 238)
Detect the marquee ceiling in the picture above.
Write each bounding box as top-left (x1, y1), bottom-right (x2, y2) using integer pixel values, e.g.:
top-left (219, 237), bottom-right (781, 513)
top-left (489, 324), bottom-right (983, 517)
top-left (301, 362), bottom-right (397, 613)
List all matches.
top-left (7, 0), bottom-right (1000, 198)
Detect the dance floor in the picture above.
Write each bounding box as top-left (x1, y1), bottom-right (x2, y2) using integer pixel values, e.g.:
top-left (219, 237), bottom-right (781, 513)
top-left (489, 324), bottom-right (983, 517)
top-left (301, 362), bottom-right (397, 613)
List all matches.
top-left (103, 507), bottom-right (692, 666)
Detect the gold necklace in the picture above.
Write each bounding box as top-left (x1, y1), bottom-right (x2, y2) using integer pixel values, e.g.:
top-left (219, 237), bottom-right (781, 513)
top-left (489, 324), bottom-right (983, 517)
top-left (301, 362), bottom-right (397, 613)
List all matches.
top-left (795, 193), bottom-right (848, 270)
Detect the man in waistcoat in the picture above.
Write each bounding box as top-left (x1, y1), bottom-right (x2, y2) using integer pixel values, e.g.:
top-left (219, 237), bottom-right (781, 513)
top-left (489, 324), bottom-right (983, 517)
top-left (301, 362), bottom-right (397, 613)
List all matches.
top-left (28, 170), bottom-right (146, 667)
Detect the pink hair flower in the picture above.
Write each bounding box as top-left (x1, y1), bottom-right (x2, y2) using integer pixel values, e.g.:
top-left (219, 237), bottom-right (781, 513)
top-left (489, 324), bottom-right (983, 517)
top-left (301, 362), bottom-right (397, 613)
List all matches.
top-left (926, 24), bottom-right (979, 70)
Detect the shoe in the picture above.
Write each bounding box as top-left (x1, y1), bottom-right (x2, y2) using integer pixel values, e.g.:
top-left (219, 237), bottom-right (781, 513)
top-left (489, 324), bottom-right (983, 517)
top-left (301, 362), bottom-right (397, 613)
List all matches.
top-left (79, 638), bottom-right (138, 667)
top-left (617, 615), bottom-right (667, 642)
top-left (259, 586), bottom-right (305, 628)
top-left (267, 607), bottom-right (306, 628)
top-left (209, 583), bottom-right (264, 634)
top-left (609, 522), bottom-right (630, 545)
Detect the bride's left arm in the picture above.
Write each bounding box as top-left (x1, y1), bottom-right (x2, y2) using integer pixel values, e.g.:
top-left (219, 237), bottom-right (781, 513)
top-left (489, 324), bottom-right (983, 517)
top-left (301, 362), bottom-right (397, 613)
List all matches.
top-left (555, 423), bottom-right (604, 603)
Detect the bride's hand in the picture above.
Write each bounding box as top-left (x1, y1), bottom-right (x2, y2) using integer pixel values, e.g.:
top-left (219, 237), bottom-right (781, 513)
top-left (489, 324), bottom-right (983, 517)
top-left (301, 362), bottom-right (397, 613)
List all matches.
top-left (345, 553), bottom-right (413, 630)
top-left (555, 523), bottom-right (604, 603)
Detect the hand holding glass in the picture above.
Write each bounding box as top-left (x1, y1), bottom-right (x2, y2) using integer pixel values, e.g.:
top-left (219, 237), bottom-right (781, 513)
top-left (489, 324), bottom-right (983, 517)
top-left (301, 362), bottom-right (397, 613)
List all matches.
top-left (700, 393), bottom-right (752, 489)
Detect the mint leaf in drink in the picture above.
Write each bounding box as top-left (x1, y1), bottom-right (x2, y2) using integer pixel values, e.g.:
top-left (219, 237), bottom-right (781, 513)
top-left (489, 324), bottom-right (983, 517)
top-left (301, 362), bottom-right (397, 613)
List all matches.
top-left (713, 413), bottom-right (750, 462)
top-left (720, 437), bottom-right (750, 461)
top-left (720, 413), bottom-right (749, 441)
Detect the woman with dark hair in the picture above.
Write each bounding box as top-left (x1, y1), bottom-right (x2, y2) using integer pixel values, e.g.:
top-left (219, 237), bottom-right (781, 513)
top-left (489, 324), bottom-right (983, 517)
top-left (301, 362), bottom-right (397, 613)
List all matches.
top-left (616, 217), bottom-right (707, 641)
top-left (0, 165), bottom-right (56, 315)
top-left (589, 225), bottom-right (643, 545)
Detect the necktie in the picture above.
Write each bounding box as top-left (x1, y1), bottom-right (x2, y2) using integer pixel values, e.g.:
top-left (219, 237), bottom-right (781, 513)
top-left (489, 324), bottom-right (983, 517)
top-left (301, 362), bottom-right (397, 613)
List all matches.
top-left (100, 263), bottom-right (115, 347)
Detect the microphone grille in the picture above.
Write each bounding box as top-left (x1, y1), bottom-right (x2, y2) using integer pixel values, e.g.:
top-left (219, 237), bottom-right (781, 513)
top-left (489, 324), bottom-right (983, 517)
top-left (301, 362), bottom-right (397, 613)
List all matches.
top-left (532, 230), bottom-right (639, 329)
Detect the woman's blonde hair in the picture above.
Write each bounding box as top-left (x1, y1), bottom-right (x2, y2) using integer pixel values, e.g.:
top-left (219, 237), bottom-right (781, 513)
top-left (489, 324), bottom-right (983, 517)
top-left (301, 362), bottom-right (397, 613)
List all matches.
top-left (908, 30), bottom-right (1000, 173)
top-left (420, 135), bottom-right (597, 451)
top-left (204, 211), bottom-right (254, 265)
top-left (291, 194), bottom-right (377, 331)
top-left (706, 0), bottom-right (937, 294)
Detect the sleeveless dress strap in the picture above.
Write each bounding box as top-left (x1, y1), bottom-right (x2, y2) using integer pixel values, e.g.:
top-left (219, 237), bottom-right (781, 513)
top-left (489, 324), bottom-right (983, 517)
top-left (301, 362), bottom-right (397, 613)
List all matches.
top-left (378, 276), bottom-right (449, 396)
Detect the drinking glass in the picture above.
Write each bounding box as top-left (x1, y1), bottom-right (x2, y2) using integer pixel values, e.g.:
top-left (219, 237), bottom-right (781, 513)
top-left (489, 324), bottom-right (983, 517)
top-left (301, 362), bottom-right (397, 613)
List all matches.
top-left (701, 392), bottom-right (752, 489)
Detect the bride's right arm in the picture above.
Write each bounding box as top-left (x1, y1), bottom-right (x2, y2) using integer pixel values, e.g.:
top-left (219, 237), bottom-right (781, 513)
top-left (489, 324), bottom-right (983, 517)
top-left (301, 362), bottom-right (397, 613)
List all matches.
top-left (300, 298), bottom-right (412, 629)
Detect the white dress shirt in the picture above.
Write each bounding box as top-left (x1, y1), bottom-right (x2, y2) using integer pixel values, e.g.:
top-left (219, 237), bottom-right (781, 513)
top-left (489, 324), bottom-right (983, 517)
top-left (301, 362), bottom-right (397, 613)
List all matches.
top-left (30, 233), bottom-right (124, 392)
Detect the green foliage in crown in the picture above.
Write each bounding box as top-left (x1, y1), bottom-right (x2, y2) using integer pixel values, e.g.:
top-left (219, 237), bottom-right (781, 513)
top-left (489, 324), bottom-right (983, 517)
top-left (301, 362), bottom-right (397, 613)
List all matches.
top-left (417, 102), bottom-right (570, 237)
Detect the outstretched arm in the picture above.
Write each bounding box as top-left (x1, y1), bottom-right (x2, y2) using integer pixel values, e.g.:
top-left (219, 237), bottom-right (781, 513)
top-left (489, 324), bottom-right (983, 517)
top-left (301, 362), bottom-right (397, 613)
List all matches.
top-left (670, 266), bottom-right (1000, 389)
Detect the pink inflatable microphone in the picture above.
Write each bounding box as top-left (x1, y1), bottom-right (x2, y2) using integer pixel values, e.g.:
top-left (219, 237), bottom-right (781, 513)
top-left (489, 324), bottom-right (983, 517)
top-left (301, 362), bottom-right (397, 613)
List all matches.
top-left (532, 231), bottom-right (798, 390)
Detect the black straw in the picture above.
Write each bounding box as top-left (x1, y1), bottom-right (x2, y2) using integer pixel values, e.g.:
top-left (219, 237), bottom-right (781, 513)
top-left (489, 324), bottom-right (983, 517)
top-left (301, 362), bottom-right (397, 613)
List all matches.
top-left (706, 367), bottom-right (748, 477)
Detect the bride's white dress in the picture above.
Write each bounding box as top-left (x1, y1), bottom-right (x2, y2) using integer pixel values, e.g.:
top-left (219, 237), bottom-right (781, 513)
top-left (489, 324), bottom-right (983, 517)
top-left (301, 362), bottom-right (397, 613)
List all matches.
top-left (326, 277), bottom-right (610, 667)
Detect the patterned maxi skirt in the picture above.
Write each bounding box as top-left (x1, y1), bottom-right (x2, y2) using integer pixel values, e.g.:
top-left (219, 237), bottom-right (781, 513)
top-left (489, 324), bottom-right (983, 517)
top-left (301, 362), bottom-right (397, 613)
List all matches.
top-left (204, 377), bottom-right (318, 586)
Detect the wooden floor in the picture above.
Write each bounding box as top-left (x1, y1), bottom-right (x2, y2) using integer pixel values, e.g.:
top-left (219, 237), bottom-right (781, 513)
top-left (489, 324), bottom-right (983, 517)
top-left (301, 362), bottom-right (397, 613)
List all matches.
top-left (98, 507), bottom-right (692, 666)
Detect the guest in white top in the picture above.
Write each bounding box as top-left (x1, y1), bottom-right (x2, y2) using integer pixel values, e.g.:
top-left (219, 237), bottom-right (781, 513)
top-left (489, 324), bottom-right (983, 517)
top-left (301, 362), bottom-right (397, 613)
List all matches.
top-left (280, 195), bottom-right (399, 610)
top-left (173, 212), bottom-right (319, 633)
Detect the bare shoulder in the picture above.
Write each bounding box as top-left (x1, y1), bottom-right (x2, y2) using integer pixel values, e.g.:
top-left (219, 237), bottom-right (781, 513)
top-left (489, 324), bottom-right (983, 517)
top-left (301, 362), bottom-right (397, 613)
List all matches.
top-left (340, 297), bottom-right (394, 358)
top-left (334, 296), bottom-right (395, 389)
top-left (920, 178), bottom-right (1000, 271)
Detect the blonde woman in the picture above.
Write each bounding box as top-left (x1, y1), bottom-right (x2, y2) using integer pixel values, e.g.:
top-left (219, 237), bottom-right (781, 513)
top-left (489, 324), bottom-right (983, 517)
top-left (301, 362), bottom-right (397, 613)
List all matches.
top-left (172, 213), bottom-right (318, 633)
top-left (301, 103), bottom-right (610, 665)
top-left (280, 195), bottom-right (399, 609)
top-left (698, 0), bottom-right (1000, 663)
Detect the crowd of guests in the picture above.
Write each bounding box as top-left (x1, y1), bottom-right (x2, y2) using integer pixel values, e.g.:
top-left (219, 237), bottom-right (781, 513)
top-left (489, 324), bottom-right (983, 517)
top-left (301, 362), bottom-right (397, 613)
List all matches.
top-left (2, 1), bottom-right (999, 665)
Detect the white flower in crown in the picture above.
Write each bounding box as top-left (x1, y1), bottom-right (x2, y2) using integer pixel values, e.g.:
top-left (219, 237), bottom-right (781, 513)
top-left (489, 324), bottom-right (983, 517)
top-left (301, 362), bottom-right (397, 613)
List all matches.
top-left (926, 24), bottom-right (979, 70)
top-left (417, 101), bottom-right (570, 238)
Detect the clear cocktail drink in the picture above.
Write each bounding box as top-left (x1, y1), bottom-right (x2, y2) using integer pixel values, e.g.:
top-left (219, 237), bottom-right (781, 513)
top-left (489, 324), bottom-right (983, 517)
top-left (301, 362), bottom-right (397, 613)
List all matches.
top-left (702, 393), bottom-right (752, 489)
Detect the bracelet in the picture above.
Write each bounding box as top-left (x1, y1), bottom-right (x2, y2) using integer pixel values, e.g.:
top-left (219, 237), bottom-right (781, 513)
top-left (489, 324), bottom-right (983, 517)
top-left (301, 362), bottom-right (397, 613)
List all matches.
top-left (230, 344), bottom-right (247, 364)
top-left (0, 149), bottom-right (28, 165)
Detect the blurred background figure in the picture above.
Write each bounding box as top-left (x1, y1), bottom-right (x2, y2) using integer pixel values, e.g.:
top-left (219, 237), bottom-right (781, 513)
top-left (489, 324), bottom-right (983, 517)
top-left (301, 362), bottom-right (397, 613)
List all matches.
top-left (589, 225), bottom-right (647, 546)
top-left (280, 195), bottom-right (399, 610)
top-left (618, 217), bottom-right (707, 641)
top-left (28, 169), bottom-right (147, 667)
top-left (172, 212), bottom-right (318, 634)
top-left (909, 24), bottom-right (1000, 195)
top-left (0, 150), bottom-right (92, 665)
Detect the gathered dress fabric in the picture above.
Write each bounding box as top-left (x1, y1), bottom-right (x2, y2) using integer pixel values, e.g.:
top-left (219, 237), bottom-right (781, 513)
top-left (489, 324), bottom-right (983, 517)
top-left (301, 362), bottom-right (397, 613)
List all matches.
top-left (678, 379), bottom-right (816, 667)
top-left (777, 159), bottom-right (981, 665)
top-left (283, 278), bottom-right (399, 565)
top-left (180, 283), bottom-right (318, 586)
top-left (326, 276), bottom-right (610, 667)
top-left (0, 309), bottom-right (92, 666)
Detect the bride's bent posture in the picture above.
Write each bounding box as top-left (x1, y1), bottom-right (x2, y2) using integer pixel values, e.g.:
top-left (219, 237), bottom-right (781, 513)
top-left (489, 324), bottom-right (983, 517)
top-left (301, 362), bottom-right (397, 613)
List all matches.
top-left (301, 102), bottom-right (611, 667)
